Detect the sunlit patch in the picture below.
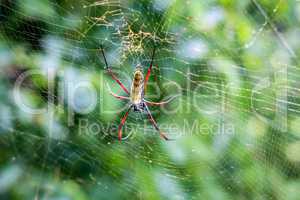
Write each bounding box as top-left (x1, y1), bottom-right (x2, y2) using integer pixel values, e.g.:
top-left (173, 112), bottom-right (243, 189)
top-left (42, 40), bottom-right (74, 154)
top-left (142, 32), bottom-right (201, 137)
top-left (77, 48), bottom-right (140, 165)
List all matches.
top-left (270, 49), bottom-right (291, 67)
top-left (42, 118), bottom-right (68, 140)
top-left (72, 86), bottom-right (97, 114)
top-left (153, 0), bottom-right (174, 11)
top-left (0, 165), bottom-right (22, 193)
top-left (246, 117), bottom-right (267, 138)
top-left (178, 39), bottom-right (208, 60)
top-left (197, 7), bottom-right (224, 31)
top-left (286, 141), bottom-right (300, 163)
top-left (19, 0), bottom-right (55, 18)
top-left (0, 48), bottom-right (12, 67)
top-left (164, 141), bottom-right (186, 164)
top-left (290, 117), bottom-right (300, 138)
top-left (39, 54), bottom-right (60, 74)
top-left (208, 58), bottom-right (241, 92)
top-left (42, 36), bottom-right (64, 57)
top-left (286, 29), bottom-right (300, 51)
top-left (63, 68), bottom-right (97, 114)
top-left (295, 3), bottom-right (300, 22)
top-left (0, 105), bottom-right (12, 133)
top-left (155, 172), bottom-right (186, 199)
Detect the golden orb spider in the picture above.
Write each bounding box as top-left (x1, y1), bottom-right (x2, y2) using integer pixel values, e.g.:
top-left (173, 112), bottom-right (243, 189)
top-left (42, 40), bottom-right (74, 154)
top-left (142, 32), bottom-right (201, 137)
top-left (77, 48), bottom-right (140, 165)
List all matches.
top-left (100, 46), bottom-right (176, 141)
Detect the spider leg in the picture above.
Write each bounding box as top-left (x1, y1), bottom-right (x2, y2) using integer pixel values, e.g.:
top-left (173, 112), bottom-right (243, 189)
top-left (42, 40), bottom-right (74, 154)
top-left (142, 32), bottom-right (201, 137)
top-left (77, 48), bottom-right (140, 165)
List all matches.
top-left (106, 83), bottom-right (129, 100)
top-left (143, 103), bottom-right (170, 141)
top-left (118, 105), bottom-right (133, 141)
top-left (110, 92), bottom-right (130, 100)
top-left (144, 95), bottom-right (179, 106)
top-left (144, 47), bottom-right (156, 93)
top-left (100, 45), bottom-right (130, 95)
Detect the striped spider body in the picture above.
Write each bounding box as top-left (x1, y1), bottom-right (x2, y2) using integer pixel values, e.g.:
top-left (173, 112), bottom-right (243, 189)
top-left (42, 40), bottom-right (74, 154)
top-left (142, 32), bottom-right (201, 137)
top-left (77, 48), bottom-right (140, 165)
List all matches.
top-left (100, 46), bottom-right (176, 141)
top-left (130, 67), bottom-right (146, 112)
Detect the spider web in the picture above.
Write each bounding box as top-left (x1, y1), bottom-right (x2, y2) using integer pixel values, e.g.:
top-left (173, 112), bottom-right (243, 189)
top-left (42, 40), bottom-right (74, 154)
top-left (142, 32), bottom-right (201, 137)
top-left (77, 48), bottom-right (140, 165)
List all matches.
top-left (0, 0), bottom-right (300, 199)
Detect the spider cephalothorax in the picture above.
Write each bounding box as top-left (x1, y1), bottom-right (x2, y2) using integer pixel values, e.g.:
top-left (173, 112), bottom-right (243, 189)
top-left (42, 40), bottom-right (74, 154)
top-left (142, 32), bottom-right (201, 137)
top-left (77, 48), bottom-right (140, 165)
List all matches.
top-left (100, 46), bottom-right (176, 141)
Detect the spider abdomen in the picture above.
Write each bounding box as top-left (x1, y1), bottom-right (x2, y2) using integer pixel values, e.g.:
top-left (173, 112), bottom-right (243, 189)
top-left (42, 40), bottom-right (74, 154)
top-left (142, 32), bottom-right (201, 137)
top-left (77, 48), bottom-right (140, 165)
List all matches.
top-left (130, 69), bottom-right (144, 104)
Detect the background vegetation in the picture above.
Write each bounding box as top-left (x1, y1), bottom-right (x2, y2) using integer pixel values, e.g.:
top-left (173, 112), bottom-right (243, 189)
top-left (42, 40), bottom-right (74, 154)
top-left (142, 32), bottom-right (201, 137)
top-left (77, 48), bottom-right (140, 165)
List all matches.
top-left (0, 0), bottom-right (300, 199)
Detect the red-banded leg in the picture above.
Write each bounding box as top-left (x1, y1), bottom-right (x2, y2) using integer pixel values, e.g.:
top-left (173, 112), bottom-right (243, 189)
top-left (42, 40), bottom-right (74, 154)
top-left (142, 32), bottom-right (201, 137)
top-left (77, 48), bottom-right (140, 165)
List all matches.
top-left (100, 45), bottom-right (130, 95)
top-left (143, 103), bottom-right (169, 141)
top-left (145, 95), bottom-right (179, 106)
top-left (118, 106), bottom-right (133, 141)
top-left (144, 47), bottom-right (156, 93)
top-left (106, 83), bottom-right (129, 100)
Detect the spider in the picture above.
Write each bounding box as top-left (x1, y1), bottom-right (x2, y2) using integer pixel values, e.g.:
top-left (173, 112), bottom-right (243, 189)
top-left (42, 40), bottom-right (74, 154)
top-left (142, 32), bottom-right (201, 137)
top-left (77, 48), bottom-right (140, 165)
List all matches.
top-left (100, 46), bottom-right (176, 141)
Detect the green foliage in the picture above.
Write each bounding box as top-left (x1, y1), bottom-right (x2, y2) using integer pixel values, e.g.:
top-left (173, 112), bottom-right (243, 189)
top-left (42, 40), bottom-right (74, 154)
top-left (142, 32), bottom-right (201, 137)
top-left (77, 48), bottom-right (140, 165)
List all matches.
top-left (0, 0), bottom-right (300, 199)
